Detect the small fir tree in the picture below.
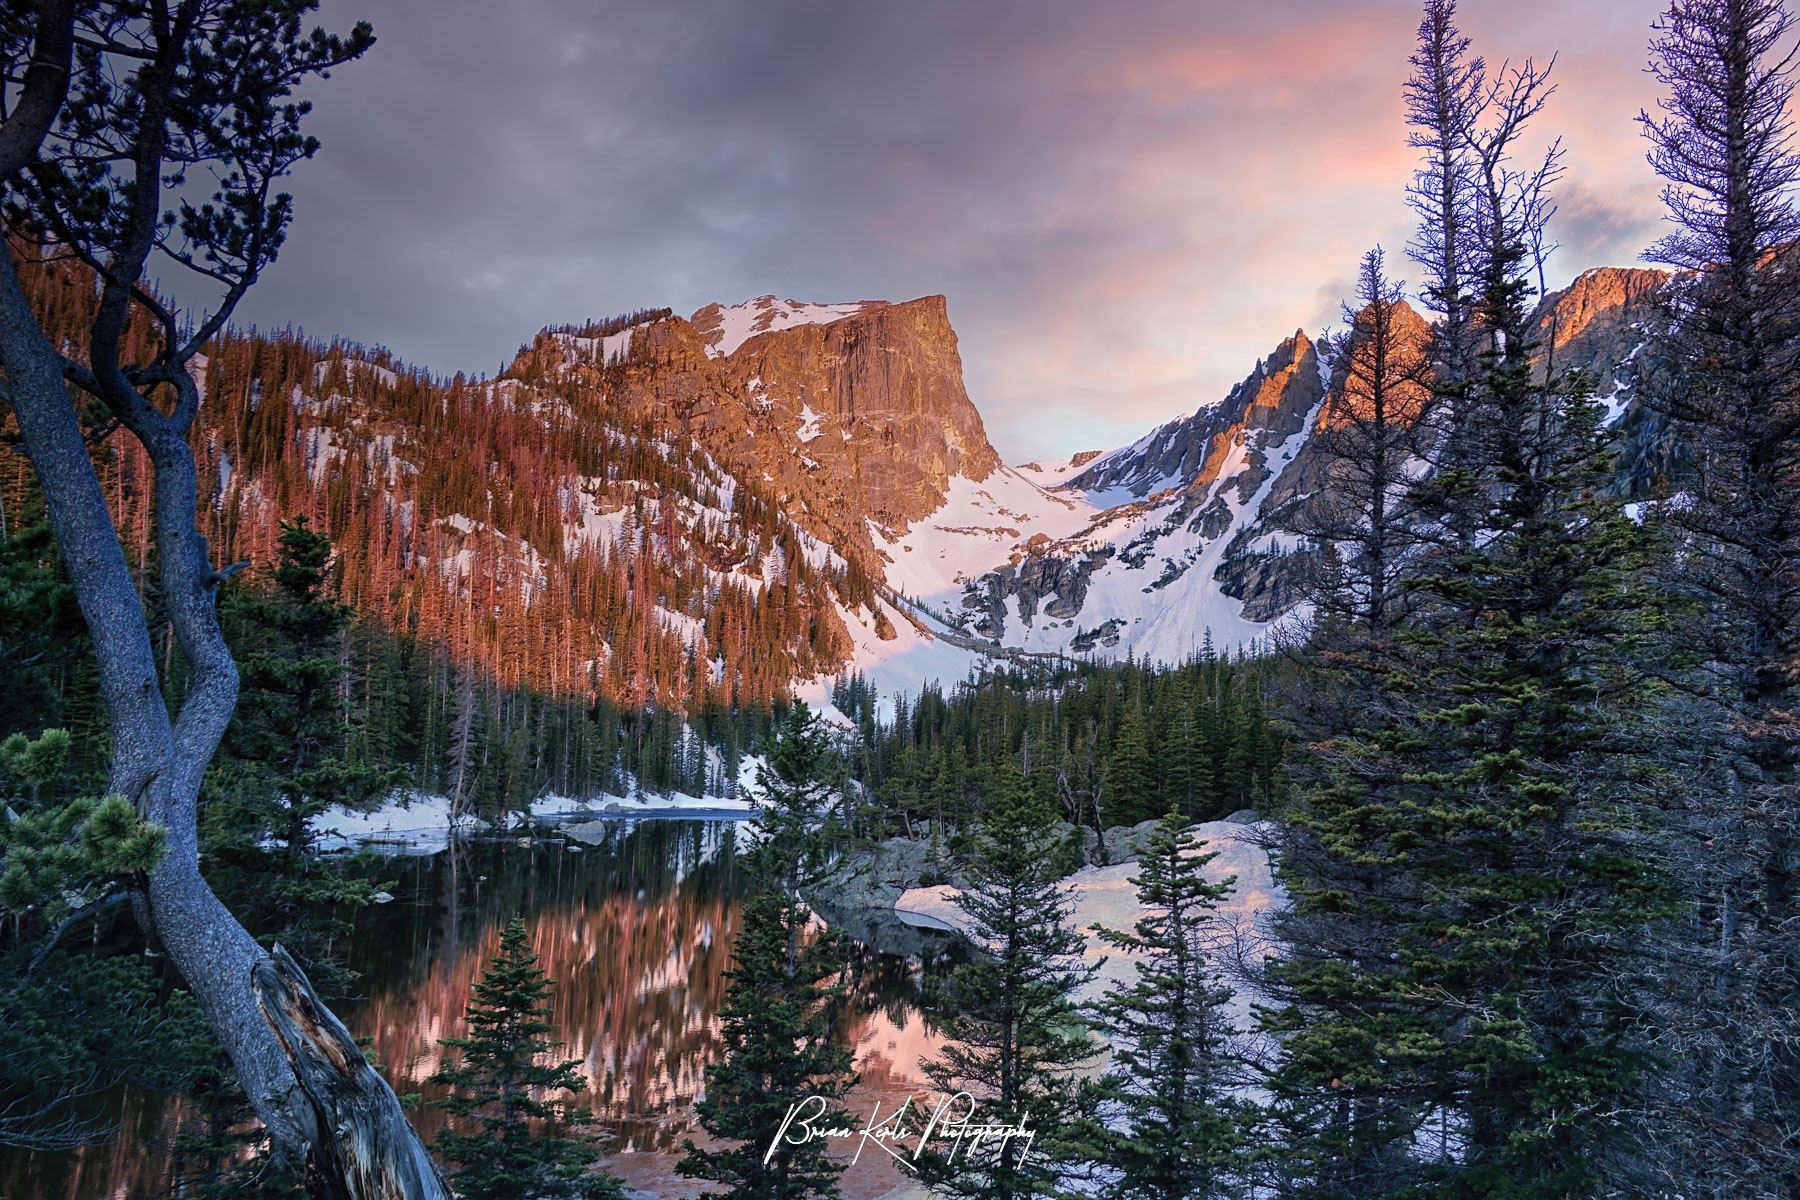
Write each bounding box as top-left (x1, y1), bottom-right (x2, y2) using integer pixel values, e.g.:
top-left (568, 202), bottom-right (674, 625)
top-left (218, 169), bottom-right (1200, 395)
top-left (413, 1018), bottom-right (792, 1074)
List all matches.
top-left (1088, 811), bottom-right (1245, 1200)
top-left (213, 516), bottom-right (395, 856)
top-left (747, 698), bottom-right (848, 899)
top-left (208, 517), bottom-right (399, 997)
top-left (430, 916), bottom-right (622, 1200)
top-left (917, 771), bottom-right (1099, 1200)
top-left (677, 889), bottom-right (860, 1200)
top-left (679, 698), bottom-right (859, 1200)
top-left (1106, 702), bottom-right (1156, 827)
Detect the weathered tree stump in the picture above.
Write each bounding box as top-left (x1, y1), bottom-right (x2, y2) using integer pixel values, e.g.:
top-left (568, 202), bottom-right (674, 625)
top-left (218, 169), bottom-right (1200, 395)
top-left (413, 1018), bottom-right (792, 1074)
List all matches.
top-left (252, 945), bottom-right (451, 1200)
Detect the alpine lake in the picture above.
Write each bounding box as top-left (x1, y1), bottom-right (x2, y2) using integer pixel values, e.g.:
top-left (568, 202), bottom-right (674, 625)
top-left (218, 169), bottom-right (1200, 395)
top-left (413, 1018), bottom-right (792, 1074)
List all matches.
top-left (2, 815), bottom-right (965, 1200)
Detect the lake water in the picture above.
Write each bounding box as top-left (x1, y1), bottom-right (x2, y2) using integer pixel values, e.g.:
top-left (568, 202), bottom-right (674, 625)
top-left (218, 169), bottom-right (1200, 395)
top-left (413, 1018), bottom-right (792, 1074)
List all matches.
top-left (3, 819), bottom-right (957, 1200)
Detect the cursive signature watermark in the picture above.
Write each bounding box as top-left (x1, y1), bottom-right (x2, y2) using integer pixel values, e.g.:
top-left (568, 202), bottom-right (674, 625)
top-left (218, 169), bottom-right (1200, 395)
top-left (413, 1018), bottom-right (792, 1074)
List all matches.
top-left (765, 1093), bottom-right (1037, 1173)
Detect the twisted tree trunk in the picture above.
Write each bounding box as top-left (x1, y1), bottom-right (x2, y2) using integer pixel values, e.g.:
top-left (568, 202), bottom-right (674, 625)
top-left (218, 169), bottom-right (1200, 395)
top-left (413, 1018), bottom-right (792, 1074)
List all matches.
top-left (254, 946), bottom-right (450, 1200)
top-left (0, 4), bottom-right (446, 1194)
top-left (0, 255), bottom-right (448, 1200)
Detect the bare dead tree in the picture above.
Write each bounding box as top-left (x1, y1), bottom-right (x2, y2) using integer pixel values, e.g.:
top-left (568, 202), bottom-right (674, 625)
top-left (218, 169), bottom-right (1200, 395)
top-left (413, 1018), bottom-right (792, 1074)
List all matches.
top-left (1404, 0), bottom-right (1485, 390)
top-left (1466, 56), bottom-right (1564, 344)
top-left (1403, 0), bottom-right (1563, 522)
top-left (1056, 720), bottom-right (1108, 861)
top-left (0, 4), bottom-right (447, 1197)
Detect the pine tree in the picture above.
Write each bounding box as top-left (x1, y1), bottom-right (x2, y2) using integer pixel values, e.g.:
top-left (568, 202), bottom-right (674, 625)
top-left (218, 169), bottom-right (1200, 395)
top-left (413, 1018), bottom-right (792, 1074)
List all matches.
top-left (1088, 811), bottom-right (1245, 1200)
top-left (1262, 23), bottom-right (1673, 1192)
top-left (679, 699), bottom-right (859, 1200)
top-left (748, 699), bottom-right (847, 899)
top-left (1403, 0), bottom-right (1484, 398)
top-left (1107, 701), bottom-right (1155, 827)
top-left (1633, 1), bottom-right (1800, 1190)
top-left (0, 723), bottom-right (183, 1152)
top-left (212, 517), bottom-right (394, 856)
top-left (1265, 169), bottom-right (1673, 1200)
top-left (430, 916), bottom-right (622, 1200)
top-left (207, 518), bottom-right (398, 997)
top-left (677, 889), bottom-right (859, 1200)
top-left (1282, 247), bottom-right (1436, 652)
top-left (917, 771), bottom-right (1099, 1200)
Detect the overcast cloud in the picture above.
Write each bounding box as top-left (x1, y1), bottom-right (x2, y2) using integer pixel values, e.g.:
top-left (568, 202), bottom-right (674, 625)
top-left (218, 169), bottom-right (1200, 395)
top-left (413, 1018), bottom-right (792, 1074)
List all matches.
top-left (231, 0), bottom-right (1670, 462)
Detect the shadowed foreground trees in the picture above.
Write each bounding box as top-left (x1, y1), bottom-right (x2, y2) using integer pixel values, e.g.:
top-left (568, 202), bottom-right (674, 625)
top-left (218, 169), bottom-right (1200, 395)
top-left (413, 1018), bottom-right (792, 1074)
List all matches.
top-left (916, 776), bottom-right (1099, 1200)
top-left (1632, 0), bottom-right (1800, 1191)
top-left (0, 2), bottom-right (447, 1195)
top-left (678, 701), bottom-right (860, 1200)
top-left (1088, 811), bottom-right (1247, 1200)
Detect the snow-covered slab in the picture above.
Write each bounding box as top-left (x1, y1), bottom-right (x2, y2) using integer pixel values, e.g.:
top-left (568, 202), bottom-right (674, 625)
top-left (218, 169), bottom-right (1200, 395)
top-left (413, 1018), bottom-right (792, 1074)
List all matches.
top-left (895, 820), bottom-right (1282, 1030)
top-left (692, 296), bottom-right (877, 359)
top-left (1013, 454), bottom-right (1109, 489)
top-left (825, 596), bottom-right (982, 719)
top-left (314, 793), bottom-right (472, 856)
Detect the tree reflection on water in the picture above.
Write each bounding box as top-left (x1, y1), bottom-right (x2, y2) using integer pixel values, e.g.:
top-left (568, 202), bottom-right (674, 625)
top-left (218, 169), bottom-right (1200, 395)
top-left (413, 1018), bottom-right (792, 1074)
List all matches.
top-left (3, 819), bottom-right (960, 1200)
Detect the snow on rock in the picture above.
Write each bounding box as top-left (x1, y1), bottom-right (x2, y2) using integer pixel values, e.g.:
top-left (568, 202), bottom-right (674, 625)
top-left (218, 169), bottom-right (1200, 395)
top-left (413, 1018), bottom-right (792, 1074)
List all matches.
top-left (313, 793), bottom-right (476, 856)
top-left (895, 820), bottom-right (1282, 1031)
top-left (313, 786), bottom-right (754, 855)
top-left (797, 402), bottom-right (826, 443)
top-left (820, 596), bottom-right (981, 721)
top-left (693, 296), bottom-right (876, 359)
top-left (1013, 454), bottom-right (1110, 490)
top-left (601, 326), bottom-right (635, 364)
top-left (877, 467), bottom-right (1093, 603)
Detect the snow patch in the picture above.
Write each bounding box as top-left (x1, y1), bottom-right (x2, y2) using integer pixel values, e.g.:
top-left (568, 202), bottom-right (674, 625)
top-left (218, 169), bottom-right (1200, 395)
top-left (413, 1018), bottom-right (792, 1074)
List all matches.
top-left (797, 402), bottom-right (826, 443)
top-left (897, 819), bottom-right (1284, 1032)
top-left (698, 296), bottom-right (875, 359)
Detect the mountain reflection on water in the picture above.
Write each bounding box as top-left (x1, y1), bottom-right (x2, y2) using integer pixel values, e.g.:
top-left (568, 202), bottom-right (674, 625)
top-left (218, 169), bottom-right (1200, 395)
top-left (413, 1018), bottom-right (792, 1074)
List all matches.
top-left (5, 819), bottom-right (957, 1200)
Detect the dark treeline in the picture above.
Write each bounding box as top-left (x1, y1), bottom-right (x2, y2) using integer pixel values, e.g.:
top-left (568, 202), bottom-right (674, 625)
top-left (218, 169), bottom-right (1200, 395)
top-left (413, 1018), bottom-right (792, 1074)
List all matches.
top-left (4, 467), bottom-right (1275, 829)
top-left (831, 647), bottom-right (1283, 842)
top-left (0, 495), bottom-right (791, 819)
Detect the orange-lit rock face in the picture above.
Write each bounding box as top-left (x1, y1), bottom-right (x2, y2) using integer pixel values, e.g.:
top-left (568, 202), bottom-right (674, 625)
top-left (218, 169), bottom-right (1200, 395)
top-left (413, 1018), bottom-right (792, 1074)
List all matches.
top-left (1190, 329), bottom-right (1325, 497)
top-left (722, 295), bottom-right (1002, 531)
top-left (1526, 266), bottom-right (1670, 381)
top-left (1314, 298), bottom-right (1433, 431)
top-left (1068, 328), bottom-right (1326, 502)
top-left (525, 294), bottom-right (1003, 574)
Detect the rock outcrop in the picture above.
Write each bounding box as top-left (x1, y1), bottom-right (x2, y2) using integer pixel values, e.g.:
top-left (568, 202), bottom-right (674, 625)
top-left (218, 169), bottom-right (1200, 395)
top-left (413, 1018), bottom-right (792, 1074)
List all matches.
top-left (718, 295), bottom-right (1002, 530)
top-left (1528, 266), bottom-right (1669, 378)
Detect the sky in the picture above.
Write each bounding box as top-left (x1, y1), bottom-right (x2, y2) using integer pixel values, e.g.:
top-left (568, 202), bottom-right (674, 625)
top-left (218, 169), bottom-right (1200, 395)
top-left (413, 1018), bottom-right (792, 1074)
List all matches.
top-left (231, 0), bottom-right (1672, 463)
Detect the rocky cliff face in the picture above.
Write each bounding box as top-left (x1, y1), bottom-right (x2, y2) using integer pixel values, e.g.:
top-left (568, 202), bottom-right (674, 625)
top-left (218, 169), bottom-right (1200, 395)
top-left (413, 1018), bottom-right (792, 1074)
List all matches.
top-left (705, 294), bottom-right (1002, 531)
top-left (1528, 266), bottom-right (1668, 378)
top-left (513, 294), bottom-right (1001, 580)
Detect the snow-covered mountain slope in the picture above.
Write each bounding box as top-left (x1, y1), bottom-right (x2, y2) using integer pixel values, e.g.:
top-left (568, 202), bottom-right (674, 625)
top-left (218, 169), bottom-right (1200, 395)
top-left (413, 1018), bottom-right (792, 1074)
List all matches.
top-left (847, 266), bottom-right (1669, 676)
top-left (871, 326), bottom-right (1331, 664)
top-left (160, 268), bottom-right (1671, 709)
